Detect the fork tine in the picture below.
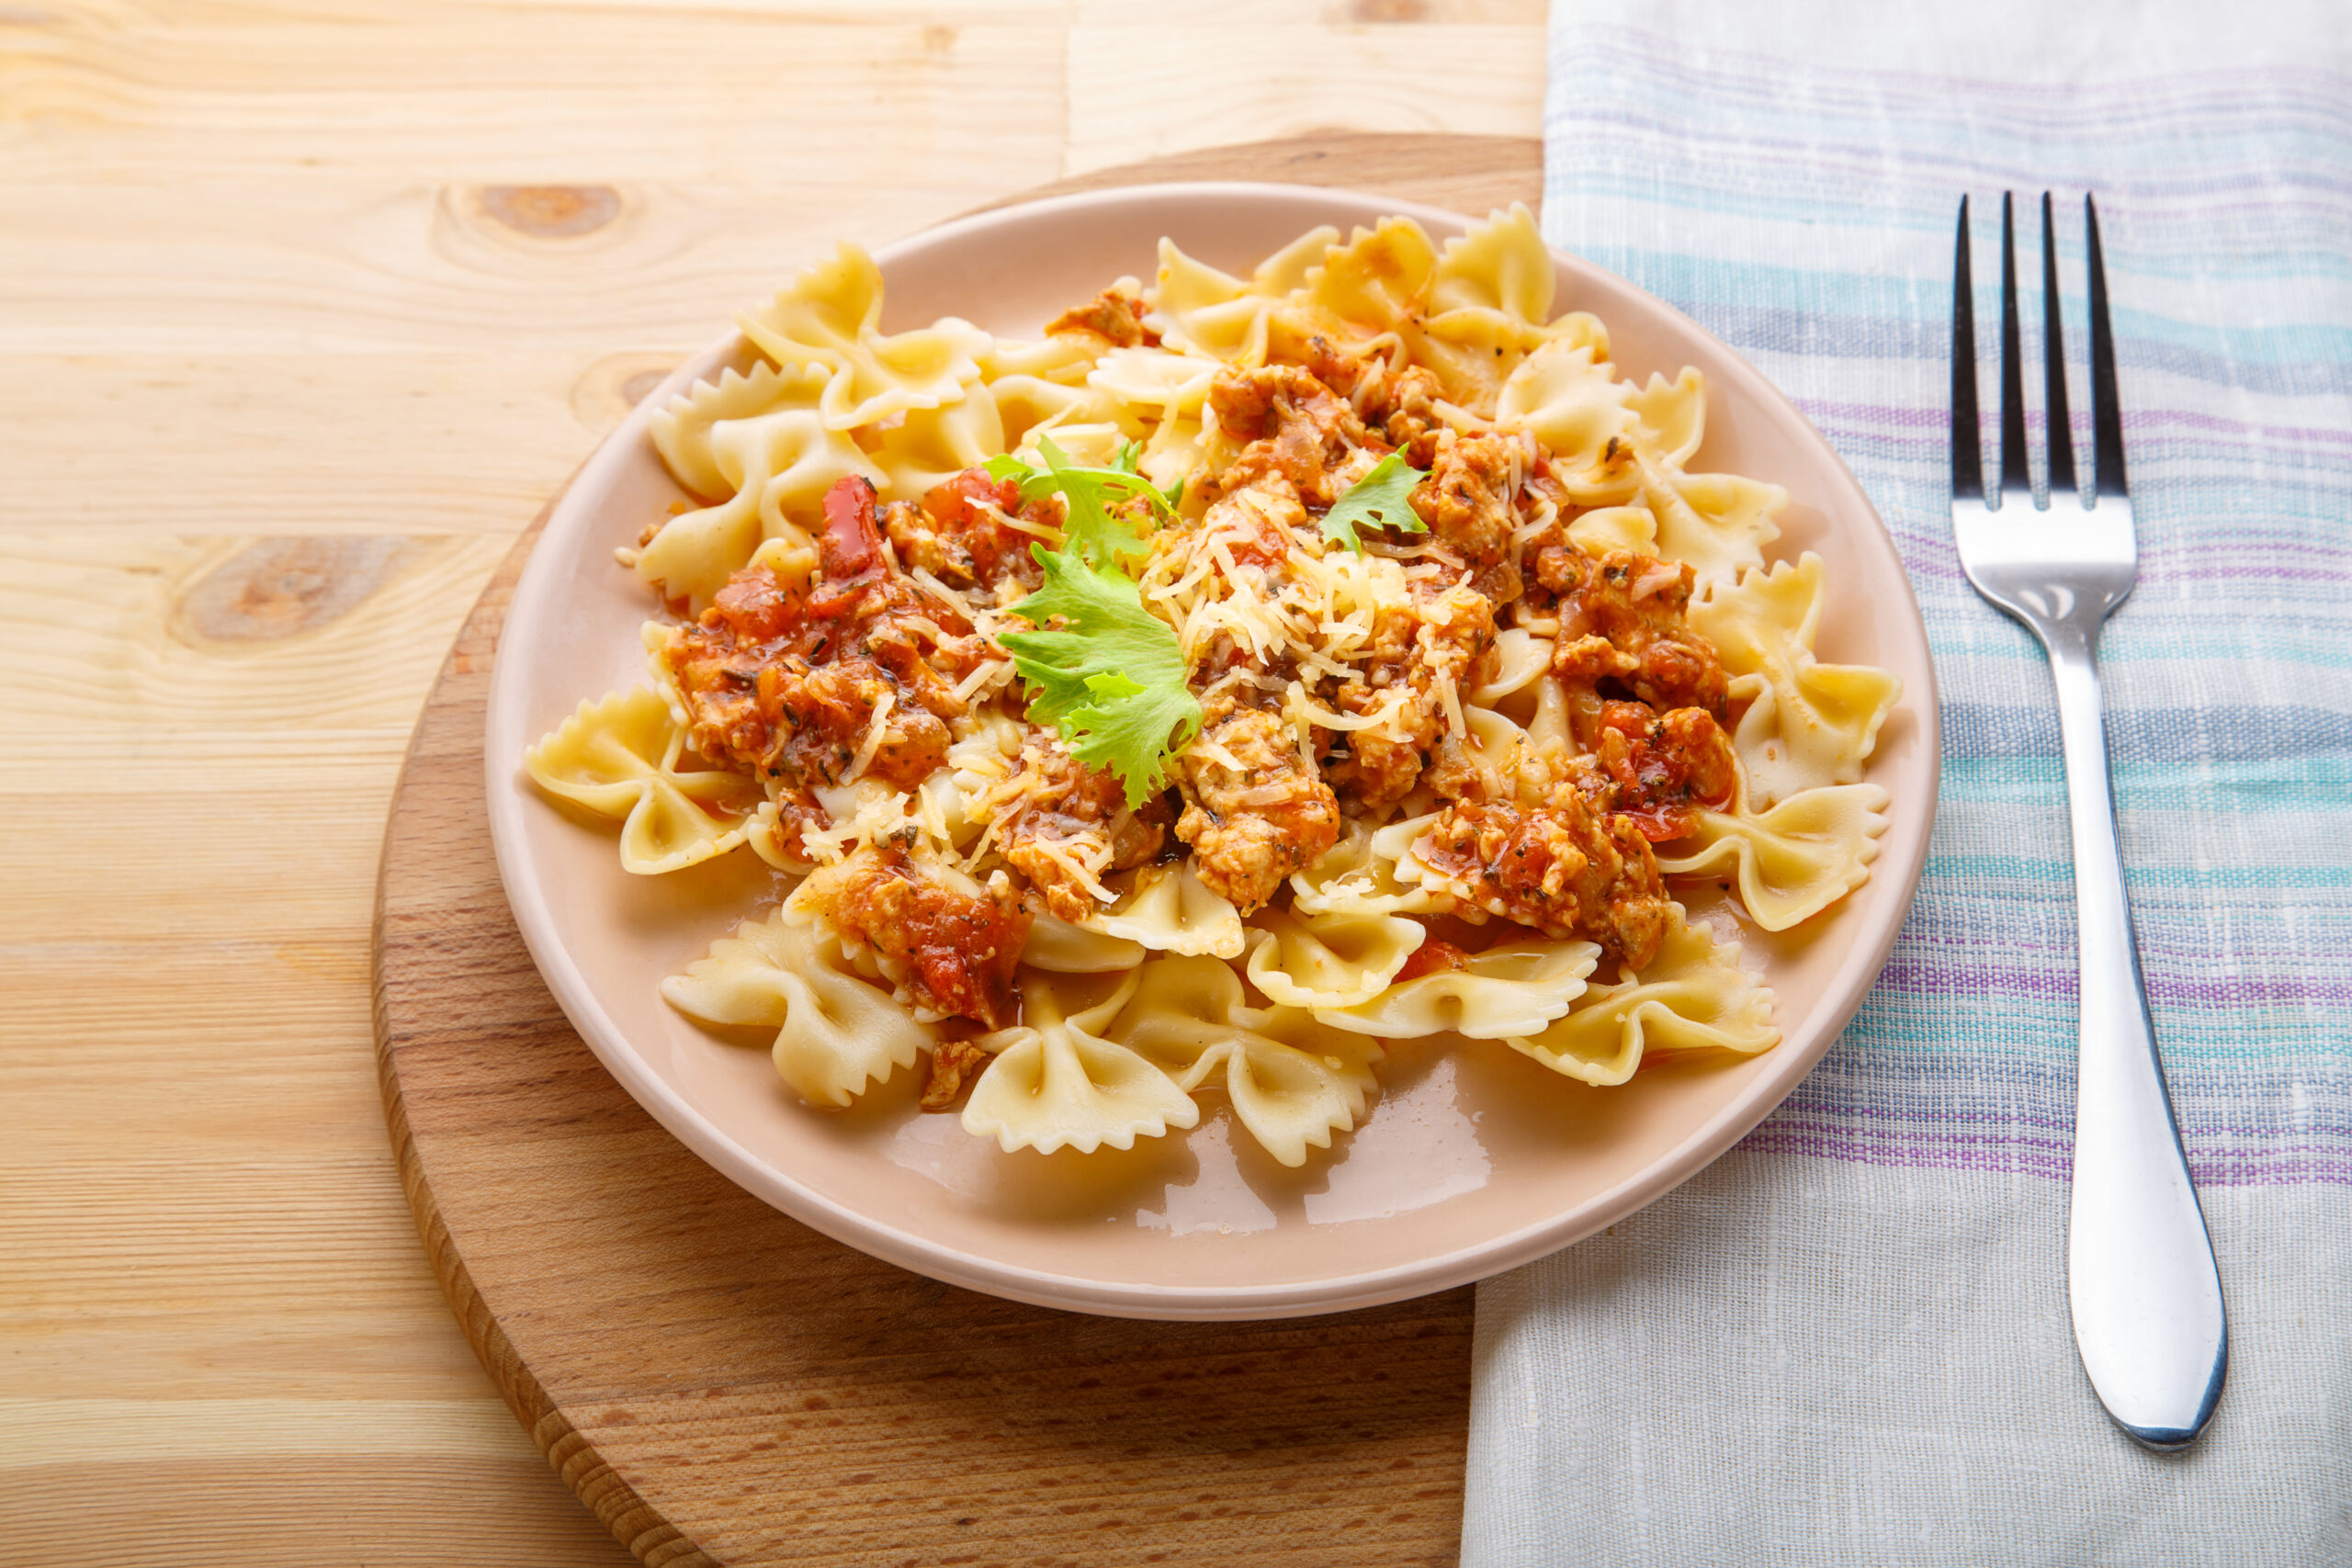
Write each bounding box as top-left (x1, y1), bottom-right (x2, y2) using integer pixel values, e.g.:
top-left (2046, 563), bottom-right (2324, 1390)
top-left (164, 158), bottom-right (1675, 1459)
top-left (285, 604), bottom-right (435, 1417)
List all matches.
top-left (2041, 192), bottom-right (2077, 497)
top-left (2086, 194), bottom-right (2129, 498)
top-left (1998, 192), bottom-right (2032, 496)
top-left (1951, 196), bottom-right (1984, 502)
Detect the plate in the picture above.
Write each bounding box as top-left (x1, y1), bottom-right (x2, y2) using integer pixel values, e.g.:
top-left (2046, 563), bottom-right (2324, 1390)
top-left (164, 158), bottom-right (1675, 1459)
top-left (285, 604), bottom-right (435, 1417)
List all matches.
top-left (484, 183), bottom-right (1939, 1321)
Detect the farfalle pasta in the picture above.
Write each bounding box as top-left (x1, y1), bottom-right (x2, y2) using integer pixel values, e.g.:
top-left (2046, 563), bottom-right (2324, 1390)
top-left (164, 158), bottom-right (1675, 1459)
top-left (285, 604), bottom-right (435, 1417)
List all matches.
top-left (524, 206), bottom-right (1905, 1167)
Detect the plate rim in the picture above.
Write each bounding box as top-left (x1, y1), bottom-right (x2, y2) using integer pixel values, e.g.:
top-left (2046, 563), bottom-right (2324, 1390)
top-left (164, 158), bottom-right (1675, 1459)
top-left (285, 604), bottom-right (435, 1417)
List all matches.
top-left (483, 178), bottom-right (1941, 1321)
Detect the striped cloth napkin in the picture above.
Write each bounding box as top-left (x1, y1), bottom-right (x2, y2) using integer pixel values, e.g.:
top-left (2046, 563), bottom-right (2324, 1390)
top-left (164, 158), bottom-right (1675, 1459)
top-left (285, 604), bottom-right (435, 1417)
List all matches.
top-left (1464, 1), bottom-right (2352, 1562)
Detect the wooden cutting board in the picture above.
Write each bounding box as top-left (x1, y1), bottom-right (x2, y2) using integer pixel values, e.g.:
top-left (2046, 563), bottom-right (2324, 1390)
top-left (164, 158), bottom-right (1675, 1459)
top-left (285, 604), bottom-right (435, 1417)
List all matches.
top-left (373, 131), bottom-right (1543, 1568)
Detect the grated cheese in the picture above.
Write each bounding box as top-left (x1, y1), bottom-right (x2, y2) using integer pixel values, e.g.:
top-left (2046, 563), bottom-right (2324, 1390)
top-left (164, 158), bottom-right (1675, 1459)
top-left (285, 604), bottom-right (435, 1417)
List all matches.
top-left (849, 688), bottom-right (897, 780)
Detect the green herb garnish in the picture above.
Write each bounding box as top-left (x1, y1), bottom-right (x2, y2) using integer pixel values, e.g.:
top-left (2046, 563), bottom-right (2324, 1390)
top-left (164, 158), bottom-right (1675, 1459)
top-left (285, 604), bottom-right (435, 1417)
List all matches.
top-left (984, 436), bottom-right (1167, 571)
top-left (1318, 451), bottom-right (1430, 554)
top-left (993, 437), bottom-right (1200, 806)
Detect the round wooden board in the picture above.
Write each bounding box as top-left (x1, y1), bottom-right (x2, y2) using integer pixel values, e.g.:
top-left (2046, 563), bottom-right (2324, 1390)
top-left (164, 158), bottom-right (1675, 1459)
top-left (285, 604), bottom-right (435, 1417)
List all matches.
top-left (375, 132), bottom-right (1543, 1568)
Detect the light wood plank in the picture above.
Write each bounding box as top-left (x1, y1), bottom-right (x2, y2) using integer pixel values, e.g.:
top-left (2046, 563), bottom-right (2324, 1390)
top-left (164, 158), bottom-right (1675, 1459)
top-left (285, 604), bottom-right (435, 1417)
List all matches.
top-left (1067, 25), bottom-right (1545, 173)
top-left (0, 532), bottom-right (509, 741)
top-left (0, 1398), bottom-right (532, 1467)
top-left (16, 1458), bottom-right (639, 1568)
top-left (2, 355), bottom-right (624, 538)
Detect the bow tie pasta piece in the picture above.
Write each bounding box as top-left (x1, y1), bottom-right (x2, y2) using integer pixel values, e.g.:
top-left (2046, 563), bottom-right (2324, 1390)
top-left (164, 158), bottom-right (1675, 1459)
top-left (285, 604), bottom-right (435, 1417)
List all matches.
top-left (1009, 419), bottom-right (1129, 471)
top-left (1471, 626), bottom-right (1555, 705)
top-left (661, 908), bottom-right (935, 1107)
top-left (1506, 911), bottom-right (1778, 1087)
top-left (1086, 346), bottom-right (1224, 417)
top-left (1637, 458), bottom-right (1785, 592)
top-left (637, 370), bottom-right (880, 609)
top-left (1290, 818), bottom-right (1451, 919)
top-left (1364, 810), bottom-right (1453, 899)
top-left (1313, 937), bottom-right (1600, 1041)
top-left (742, 798), bottom-right (813, 874)
top-left (1136, 412), bottom-right (1206, 492)
top-left (1146, 223), bottom-right (1343, 357)
top-left (1106, 955), bottom-right (1383, 1168)
top-left (1305, 216), bottom-right (1573, 414)
top-left (1657, 782), bottom-right (1890, 930)
top-left (1506, 672), bottom-right (1578, 752)
top-left (962, 968), bottom-right (1199, 1156)
top-left (989, 375), bottom-right (1129, 456)
top-left (978, 332), bottom-right (1103, 387)
top-left (1690, 553), bottom-right (1905, 808)
top-left (1428, 204), bottom-right (1556, 335)
top-left (1421, 705), bottom-right (1547, 807)
top-left (1022, 912), bottom-right (1148, 974)
top-left (1100, 951), bottom-right (1250, 1059)
top-left (1408, 206), bottom-right (1615, 413)
top-left (1253, 222), bottom-right (1344, 298)
top-left (1625, 368), bottom-right (1706, 471)
top-left (650, 361), bottom-right (807, 502)
top-left (1147, 240), bottom-right (1282, 366)
top-left (1301, 218), bottom-right (1441, 343)
top-left (525, 686), bottom-right (764, 874)
top-left (1565, 503), bottom-right (1659, 558)
top-left (1497, 348), bottom-right (1710, 511)
top-left (1079, 860), bottom-right (1247, 960)
top-left (738, 243), bottom-right (989, 432)
top-left (1496, 342), bottom-right (1641, 502)
top-left (866, 389), bottom-right (1007, 502)
top-left (1195, 1010), bottom-right (1385, 1168)
top-left (1243, 907), bottom-right (1426, 1009)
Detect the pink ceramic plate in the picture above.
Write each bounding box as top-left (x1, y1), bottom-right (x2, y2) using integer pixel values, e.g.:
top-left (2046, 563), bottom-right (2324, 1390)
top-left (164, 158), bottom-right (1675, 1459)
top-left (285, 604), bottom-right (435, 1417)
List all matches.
top-left (485, 184), bottom-right (1939, 1321)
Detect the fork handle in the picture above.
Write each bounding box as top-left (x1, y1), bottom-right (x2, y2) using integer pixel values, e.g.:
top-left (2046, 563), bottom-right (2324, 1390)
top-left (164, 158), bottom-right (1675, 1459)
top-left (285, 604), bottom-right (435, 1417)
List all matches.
top-left (2041, 620), bottom-right (2229, 1448)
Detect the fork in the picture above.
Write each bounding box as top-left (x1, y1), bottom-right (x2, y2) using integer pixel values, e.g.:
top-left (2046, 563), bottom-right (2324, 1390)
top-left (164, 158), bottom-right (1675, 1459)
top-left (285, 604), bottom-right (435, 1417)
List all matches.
top-left (1950, 192), bottom-right (2227, 1450)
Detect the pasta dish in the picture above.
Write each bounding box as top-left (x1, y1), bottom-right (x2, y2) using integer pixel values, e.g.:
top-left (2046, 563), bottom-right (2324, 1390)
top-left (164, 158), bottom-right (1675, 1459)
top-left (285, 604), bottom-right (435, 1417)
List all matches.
top-left (523, 206), bottom-right (1902, 1169)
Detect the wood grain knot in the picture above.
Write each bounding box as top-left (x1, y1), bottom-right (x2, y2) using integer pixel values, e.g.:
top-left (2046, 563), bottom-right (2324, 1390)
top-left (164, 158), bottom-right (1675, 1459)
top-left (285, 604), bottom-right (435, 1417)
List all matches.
top-left (571, 352), bottom-right (684, 435)
top-left (477, 185), bottom-right (622, 240)
top-left (175, 536), bottom-right (413, 644)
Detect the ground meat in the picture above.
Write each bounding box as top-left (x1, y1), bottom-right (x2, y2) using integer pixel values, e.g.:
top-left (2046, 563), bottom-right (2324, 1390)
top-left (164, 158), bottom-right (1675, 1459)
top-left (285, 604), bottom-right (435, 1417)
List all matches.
top-left (1545, 547), bottom-right (1729, 718)
top-left (1593, 702), bottom-right (1737, 840)
top-left (881, 468), bottom-right (1040, 594)
top-left (1325, 581), bottom-right (1497, 813)
top-left (753, 655), bottom-right (951, 789)
top-left (1174, 700), bottom-right (1340, 914)
top-left (1182, 473), bottom-right (1308, 577)
top-left (820, 844), bottom-right (1029, 1029)
top-left (1416, 796), bottom-right (1669, 968)
top-left (1293, 338), bottom-right (1448, 466)
top-left (1409, 432), bottom-right (1520, 578)
top-left (1374, 367), bottom-right (1447, 470)
top-left (919, 1033), bottom-right (993, 1111)
top-left (1204, 364), bottom-right (1374, 509)
top-left (763, 789), bottom-right (831, 864)
top-left (1422, 709), bottom-right (1618, 820)
top-left (989, 731), bottom-right (1170, 922)
top-left (1046, 284), bottom-right (1151, 347)
top-left (662, 476), bottom-right (986, 794)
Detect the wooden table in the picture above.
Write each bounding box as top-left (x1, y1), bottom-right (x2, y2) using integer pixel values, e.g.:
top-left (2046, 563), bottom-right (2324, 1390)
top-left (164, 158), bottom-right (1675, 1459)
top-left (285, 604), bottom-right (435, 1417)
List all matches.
top-left (1, 5), bottom-right (1547, 1563)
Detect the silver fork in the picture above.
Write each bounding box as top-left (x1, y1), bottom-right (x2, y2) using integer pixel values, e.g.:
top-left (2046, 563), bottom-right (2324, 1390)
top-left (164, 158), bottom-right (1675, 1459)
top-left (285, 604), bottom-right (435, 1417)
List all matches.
top-left (1951, 193), bottom-right (2227, 1449)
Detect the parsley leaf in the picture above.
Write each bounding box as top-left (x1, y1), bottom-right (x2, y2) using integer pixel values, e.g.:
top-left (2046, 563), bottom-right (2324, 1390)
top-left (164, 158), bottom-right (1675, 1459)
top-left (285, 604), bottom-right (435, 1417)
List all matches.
top-left (999, 547), bottom-right (1201, 807)
top-left (984, 436), bottom-right (1170, 573)
top-left (1317, 451), bottom-right (1430, 554)
top-left (990, 436), bottom-right (1197, 807)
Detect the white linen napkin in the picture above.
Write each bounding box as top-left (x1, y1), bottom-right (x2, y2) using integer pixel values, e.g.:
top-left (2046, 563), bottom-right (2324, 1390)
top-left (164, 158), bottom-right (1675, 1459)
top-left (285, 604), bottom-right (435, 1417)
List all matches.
top-left (1465, 2), bottom-right (2352, 1561)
